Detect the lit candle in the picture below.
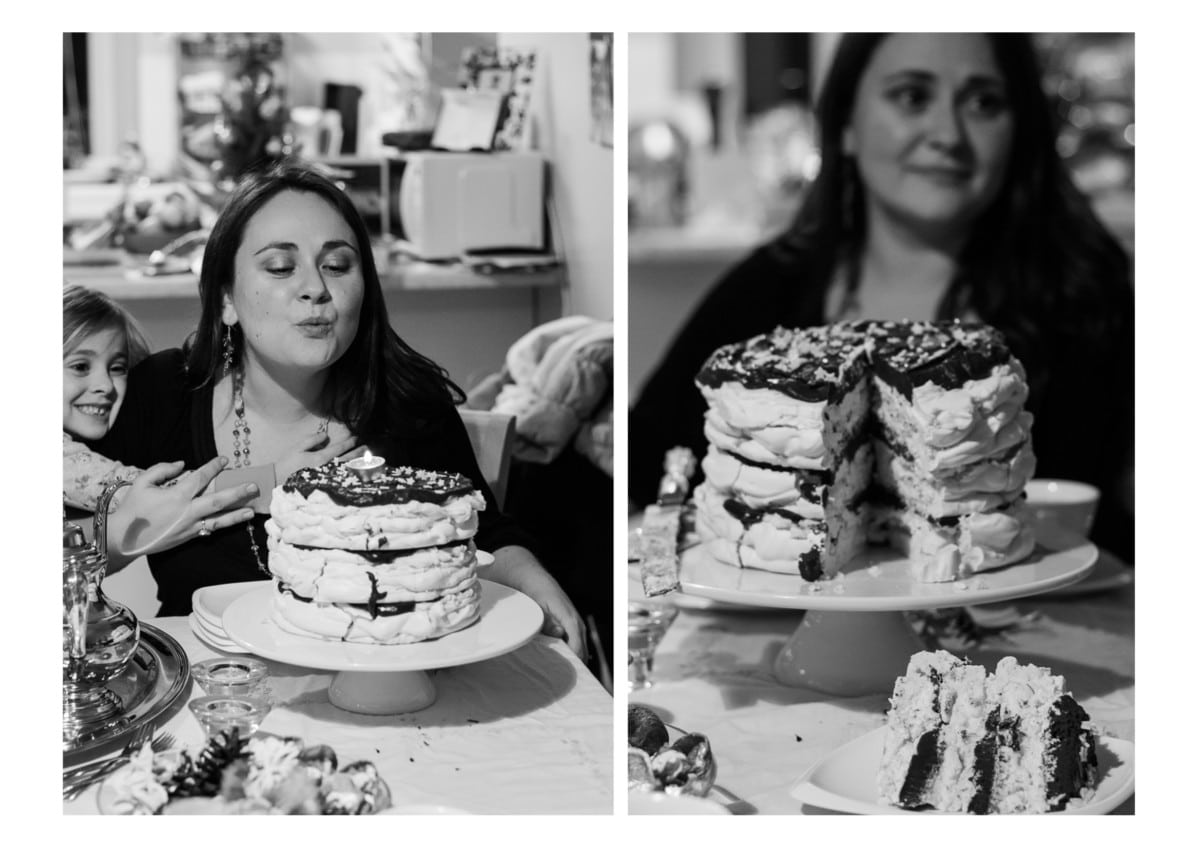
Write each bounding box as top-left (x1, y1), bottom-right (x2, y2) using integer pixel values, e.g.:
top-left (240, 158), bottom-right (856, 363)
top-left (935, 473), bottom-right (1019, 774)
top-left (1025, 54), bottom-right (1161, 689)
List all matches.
top-left (346, 449), bottom-right (386, 481)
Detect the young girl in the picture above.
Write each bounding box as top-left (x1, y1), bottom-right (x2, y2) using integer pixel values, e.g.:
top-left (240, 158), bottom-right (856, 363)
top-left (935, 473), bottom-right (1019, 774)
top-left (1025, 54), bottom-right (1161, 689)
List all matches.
top-left (62, 284), bottom-right (151, 511)
top-left (64, 284), bottom-right (264, 571)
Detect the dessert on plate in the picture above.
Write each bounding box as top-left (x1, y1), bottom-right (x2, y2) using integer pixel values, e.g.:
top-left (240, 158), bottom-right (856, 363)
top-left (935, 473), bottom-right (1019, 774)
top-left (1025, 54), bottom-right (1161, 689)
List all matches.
top-left (693, 320), bottom-right (1037, 582)
top-left (266, 462), bottom-right (487, 644)
top-left (628, 705), bottom-right (717, 797)
top-left (98, 731), bottom-right (392, 815)
top-left (877, 650), bottom-right (1098, 814)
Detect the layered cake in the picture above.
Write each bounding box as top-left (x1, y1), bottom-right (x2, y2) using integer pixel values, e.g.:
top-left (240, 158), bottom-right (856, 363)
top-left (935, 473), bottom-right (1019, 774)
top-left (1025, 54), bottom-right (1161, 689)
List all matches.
top-left (878, 651), bottom-right (1098, 814)
top-left (693, 321), bottom-right (1037, 582)
top-left (265, 462), bottom-right (487, 644)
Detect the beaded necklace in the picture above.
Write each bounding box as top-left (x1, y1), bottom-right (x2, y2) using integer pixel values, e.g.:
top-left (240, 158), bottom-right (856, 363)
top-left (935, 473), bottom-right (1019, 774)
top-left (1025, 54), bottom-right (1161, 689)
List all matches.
top-left (231, 370), bottom-right (329, 574)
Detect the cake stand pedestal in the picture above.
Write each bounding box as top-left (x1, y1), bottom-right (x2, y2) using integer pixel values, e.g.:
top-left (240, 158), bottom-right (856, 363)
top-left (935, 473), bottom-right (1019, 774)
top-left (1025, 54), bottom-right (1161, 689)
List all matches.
top-left (328, 670), bottom-right (438, 714)
top-left (678, 523), bottom-right (1098, 697)
top-left (222, 580), bottom-right (544, 715)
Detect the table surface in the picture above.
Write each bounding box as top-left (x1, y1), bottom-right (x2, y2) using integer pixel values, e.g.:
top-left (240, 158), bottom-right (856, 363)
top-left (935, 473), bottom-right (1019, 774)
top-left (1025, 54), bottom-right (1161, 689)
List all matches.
top-left (629, 564), bottom-right (1135, 815)
top-left (64, 617), bottom-right (613, 815)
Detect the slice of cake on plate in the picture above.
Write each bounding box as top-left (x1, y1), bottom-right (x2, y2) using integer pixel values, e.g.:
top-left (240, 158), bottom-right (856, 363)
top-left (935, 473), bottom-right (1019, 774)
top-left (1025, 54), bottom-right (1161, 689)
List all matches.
top-left (878, 650), bottom-right (1099, 813)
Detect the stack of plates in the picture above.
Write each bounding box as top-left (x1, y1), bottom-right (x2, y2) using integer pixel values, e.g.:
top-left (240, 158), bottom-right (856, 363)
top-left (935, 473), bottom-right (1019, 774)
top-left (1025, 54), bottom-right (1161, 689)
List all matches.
top-left (189, 581), bottom-right (271, 654)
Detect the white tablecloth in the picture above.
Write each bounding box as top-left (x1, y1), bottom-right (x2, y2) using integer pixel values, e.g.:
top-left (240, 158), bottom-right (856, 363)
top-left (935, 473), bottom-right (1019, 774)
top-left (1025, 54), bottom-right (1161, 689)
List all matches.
top-left (631, 572), bottom-right (1134, 815)
top-left (65, 617), bottom-right (613, 815)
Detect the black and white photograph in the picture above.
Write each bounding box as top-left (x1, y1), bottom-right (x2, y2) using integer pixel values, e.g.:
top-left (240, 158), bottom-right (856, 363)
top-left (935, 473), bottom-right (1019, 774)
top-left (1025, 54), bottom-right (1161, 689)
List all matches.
top-left (61, 31), bottom-right (613, 815)
top-left (628, 32), bottom-right (1134, 815)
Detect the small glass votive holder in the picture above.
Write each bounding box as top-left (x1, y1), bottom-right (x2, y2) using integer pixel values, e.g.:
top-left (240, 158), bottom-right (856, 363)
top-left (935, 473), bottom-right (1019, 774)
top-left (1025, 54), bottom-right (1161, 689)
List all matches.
top-left (188, 694), bottom-right (273, 740)
top-left (190, 658), bottom-right (269, 697)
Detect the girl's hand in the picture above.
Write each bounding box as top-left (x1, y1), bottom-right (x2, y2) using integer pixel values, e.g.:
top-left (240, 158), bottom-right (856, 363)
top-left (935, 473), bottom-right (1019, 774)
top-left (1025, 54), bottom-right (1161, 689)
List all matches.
top-left (487, 546), bottom-right (589, 661)
top-left (106, 457), bottom-right (258, 562)
top-left (274, 431), bottom-right (359, 482)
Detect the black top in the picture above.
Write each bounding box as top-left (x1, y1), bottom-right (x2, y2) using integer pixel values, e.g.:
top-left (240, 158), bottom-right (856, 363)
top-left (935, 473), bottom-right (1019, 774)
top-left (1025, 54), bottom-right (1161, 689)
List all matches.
top-left (630, 243), bottom-right (1134, 563)
top-left (93, 349), bottom-right (539, 615)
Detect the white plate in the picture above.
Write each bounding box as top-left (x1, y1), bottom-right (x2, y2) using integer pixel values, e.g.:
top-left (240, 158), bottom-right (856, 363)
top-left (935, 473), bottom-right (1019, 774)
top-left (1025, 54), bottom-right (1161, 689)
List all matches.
top-left (629, 791), bottom-right (731, 815)
top-left (791, 726), bottom-right (1134, 815)
top-left (679, 524), bottom-right (1097, 612)
top-left (1041, 548), bottom-right (1133, 598)
top-left (222, 580), bottom-right (543, 672)
top-left (193, 580), bottom-right (270, 629)
top-left (188, 613), bottom-right (250, 655)
top-left (381, 805), bottom-right (474, 815)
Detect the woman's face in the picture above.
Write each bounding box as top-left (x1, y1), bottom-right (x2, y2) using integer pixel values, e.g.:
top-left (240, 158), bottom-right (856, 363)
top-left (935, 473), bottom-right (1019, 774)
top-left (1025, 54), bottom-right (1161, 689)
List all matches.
top-left (224, 190), bottom-right (364, 379)
top-left (63, 327), bottom-right (128, 441)
top-left (845, 33), bottom-right (1014, 239)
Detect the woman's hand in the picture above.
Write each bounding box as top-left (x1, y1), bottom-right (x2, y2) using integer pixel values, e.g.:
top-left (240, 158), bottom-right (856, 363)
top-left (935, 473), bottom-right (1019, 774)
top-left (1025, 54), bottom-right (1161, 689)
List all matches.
top-left (487, 545), bottom-right (588, 661)
top-left (274, 430), bottom-right (359, 482)
top-left (106, 457), bottom-right (258, 567)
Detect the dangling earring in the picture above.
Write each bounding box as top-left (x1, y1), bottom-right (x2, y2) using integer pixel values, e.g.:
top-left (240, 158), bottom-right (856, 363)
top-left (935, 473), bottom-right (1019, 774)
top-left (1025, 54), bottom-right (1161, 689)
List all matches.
top-left (223, 324), bottom-right (235, 375)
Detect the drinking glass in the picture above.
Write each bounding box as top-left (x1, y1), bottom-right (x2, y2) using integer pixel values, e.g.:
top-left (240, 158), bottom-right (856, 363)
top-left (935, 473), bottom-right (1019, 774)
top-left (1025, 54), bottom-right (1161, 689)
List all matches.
top-left (628, 600), bottom-right (679, 691)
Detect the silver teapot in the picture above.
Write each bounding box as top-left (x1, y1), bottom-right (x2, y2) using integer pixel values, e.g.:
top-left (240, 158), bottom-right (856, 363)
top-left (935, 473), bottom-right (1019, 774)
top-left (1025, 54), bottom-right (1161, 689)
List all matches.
top-left (63, 481), bottom-right (141, 739)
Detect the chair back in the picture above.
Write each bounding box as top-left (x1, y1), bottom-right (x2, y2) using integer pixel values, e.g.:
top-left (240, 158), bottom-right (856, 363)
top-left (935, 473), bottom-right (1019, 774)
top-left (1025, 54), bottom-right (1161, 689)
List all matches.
top-left (458, 408), bottom-right (516, 512)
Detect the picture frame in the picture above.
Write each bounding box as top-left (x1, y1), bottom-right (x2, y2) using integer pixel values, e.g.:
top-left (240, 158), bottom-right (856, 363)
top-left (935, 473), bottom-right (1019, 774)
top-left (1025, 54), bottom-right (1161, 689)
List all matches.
top-left (459, 47), bottom-right (538, 151)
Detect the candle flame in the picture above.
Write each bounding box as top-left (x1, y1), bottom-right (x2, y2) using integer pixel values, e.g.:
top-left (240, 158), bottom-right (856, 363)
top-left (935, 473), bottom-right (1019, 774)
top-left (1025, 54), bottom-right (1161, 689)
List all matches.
top-left (363, 448), bottom-right (374, 462)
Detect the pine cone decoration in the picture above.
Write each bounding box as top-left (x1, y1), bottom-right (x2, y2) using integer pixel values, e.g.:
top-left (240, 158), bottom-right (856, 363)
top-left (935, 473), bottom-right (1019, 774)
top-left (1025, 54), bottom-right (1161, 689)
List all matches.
top-left (168, 729), bottom-right (248, 799)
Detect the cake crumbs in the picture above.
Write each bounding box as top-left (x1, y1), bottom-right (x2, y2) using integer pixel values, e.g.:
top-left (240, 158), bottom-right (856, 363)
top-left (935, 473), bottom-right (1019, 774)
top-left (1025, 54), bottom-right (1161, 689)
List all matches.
top-left (867, 565), bottom-right (882, 578)
top-left (831, 583), bottom-right (845, 595)
top-left (954, 581), bottom-right (968, 591)
top-left (795, 734), bottom-right (803, 742)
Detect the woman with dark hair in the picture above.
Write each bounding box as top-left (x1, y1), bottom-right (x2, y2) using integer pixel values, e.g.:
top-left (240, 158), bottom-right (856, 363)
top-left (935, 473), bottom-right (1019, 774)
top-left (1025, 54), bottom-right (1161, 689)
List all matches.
top-left (94, 160), bottom-right (586, 656)
top-left (630, 33), bottom-right (1133, 562)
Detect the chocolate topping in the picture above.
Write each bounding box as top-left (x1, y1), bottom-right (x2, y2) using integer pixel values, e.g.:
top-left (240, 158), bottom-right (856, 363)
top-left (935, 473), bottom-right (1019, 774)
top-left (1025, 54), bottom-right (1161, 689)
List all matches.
top-left (695, 320), bottom-right (1014, 403)
top-left (696, 324), bottom-right (870, 402)
top-left (868, 320), bottom-right (1012, 400)
top-left (282, 462), bottom-right (476, 507)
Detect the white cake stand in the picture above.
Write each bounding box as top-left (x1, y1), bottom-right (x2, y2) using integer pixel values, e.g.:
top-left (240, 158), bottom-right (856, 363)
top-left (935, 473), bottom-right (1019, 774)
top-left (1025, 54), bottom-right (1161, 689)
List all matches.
top-left (676, 523), bottom-right (1098, 697)
top-left (222, 580), bottom-right (543, 714)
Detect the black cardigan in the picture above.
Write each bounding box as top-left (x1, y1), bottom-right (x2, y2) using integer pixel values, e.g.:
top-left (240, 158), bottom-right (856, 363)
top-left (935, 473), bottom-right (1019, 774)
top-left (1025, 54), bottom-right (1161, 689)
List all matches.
top-left (93, 349), bottom-right (540, 615)
top-left (629, 242), bottom-right (1135, 563)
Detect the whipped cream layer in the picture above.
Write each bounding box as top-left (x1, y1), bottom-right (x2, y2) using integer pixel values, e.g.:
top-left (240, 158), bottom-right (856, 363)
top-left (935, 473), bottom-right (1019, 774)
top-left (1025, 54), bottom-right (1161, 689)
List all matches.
top-left (875, 442), bottom-right (1035, 517)
top-left (266, 536), bottom-right (478, 604)
top-left (271, 577), bottom-right (481, 645)
top-left (700, 446), bottom-right (827, 517)
top-left (881, 500), bottom-right (1036, 582)
top-left (268, 488), bottom-right (484, 551)
top-left (699, 374), bottom-right (871, 470)
top-left (906, 360), bottom-right (1029, 449)
top-left (875, 377), bottom-right (1034, 473)
top-left (694, 481), bottom-right (828, 577)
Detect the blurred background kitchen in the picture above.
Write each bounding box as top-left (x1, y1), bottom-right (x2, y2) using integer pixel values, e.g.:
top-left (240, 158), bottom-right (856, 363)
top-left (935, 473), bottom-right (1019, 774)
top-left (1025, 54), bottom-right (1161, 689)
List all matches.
top-left (628, 32), bottom-right (1134, 398)
top-left (63, 32), bottom-right (616, 685)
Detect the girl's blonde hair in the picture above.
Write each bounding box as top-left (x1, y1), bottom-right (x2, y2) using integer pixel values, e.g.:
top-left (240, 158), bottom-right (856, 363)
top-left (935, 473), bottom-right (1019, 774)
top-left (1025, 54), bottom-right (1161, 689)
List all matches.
top-left (63, 284), bottom-right (151, 366)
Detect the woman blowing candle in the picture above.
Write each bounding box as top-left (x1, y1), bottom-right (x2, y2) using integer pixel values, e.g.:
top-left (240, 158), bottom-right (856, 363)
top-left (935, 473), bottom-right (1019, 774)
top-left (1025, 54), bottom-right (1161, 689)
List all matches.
top-left (92, 161), bottom-right (586, 657)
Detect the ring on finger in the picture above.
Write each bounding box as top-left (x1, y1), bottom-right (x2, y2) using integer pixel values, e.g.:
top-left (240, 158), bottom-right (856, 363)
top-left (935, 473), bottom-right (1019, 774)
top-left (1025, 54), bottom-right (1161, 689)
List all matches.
top-left (198, 519), bottom-right (213, 537)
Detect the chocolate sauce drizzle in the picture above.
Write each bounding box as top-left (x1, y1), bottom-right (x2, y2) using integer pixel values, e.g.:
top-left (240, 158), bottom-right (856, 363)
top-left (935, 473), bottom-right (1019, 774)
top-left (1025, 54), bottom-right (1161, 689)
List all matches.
top-left (282, 462), bottom-right (475, 507)
top-left (276, 579), bottom-right (417, 618)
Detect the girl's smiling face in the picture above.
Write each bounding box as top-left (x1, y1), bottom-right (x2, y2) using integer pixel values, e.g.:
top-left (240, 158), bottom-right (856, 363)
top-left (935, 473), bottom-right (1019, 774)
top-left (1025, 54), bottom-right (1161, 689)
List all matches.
top-left (63, 326), bottom-right (128, 441)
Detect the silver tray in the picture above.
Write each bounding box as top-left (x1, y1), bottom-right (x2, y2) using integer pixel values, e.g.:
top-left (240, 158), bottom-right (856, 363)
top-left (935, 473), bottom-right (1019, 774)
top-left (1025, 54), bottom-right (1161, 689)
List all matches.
top-left (63, 624), bottom-right (191, 762)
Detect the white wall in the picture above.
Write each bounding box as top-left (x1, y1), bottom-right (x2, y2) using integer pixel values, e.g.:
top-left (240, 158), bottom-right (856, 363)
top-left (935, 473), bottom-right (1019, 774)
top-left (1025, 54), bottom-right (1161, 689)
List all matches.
top-left (498, 33), bottom-right (613, 321)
